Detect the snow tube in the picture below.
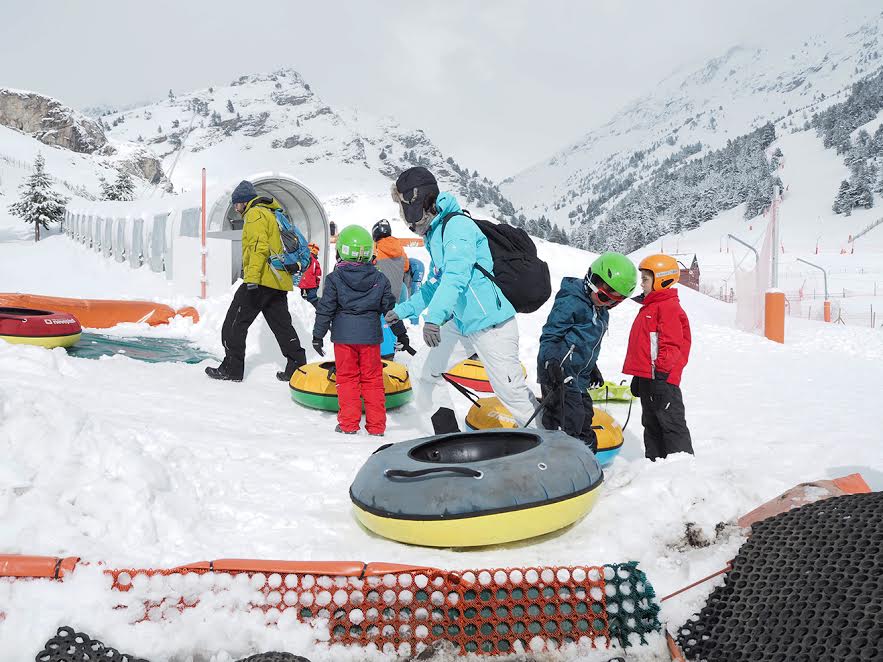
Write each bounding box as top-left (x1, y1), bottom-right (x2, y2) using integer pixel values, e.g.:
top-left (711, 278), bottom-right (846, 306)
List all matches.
top-left (464, 396), bottom-right (624, 466)
top-left (0, 294), bottom-right (198, 328)
top-left (289, 360), bottom-right (412, 411)
top-left (350, 429), bottom-right (603, 547)
top-left (443, 354), bottom-right (527, 393)
top-left (588, 379), bottom-right (635, 402)
top-left (0, 307), bottom-right (81, 348)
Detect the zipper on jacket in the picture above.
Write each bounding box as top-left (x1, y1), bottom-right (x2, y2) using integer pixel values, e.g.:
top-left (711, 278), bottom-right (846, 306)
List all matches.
top-left (468, 285), bottom-right (488, 315)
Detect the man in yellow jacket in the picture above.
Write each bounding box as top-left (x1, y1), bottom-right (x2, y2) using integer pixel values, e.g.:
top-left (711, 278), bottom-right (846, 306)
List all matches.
top-left (206, 180), bottom-right (307, 382)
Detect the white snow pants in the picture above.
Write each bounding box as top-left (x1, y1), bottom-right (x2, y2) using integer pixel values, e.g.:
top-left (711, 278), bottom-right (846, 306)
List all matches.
top-left (415, 317), bottom-right (539, 428)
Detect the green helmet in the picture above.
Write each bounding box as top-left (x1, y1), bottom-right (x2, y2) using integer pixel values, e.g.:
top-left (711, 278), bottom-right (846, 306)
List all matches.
top-left (336, 225), bottom-right (374, 262)
top-left (586, 252), bottom-right (638, 298)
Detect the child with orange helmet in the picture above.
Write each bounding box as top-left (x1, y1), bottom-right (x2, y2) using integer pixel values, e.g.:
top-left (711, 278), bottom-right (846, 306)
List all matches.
top-left (298, 242), bottom-right (322, 308)
top-left (622, 254), bottom-right (694, 460)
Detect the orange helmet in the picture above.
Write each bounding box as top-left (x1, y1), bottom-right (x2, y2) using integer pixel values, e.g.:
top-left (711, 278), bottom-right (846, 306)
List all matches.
top-left (638, 254), bottom-right (680, 290)
top-left (308, 242), bottom-right (319, 255)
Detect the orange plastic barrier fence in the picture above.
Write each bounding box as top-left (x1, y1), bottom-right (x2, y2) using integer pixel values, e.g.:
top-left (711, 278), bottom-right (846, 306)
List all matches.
top-left (0, 294), bottom-right (199, 328)
top-left (1, 556), bottom-right (659, 657)
top-left (0, 555), bottom-right (79, 579)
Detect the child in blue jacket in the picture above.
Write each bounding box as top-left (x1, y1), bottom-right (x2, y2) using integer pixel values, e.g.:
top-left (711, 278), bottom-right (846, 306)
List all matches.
top-left (312, 225), bottom-right (410, 436)
top-left (537, 252), bottom-right (637, 450)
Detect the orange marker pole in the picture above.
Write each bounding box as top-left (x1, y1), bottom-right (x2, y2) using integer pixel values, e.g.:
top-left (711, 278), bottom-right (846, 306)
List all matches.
top-left (200, 168), bottom-right (207, 299)
top-left (764, 290), bottom-right (785, 343)
top-left (823, 300), bottom-right (831, 323)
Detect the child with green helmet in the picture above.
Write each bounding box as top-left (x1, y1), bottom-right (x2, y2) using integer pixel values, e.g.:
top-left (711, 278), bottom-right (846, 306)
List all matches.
top-left (537, 252), bottom-right (637, 451)
top-left (312, 225), bottom-right (411, 436)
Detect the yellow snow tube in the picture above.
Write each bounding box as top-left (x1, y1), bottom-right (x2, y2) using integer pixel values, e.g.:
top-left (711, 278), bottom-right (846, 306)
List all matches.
top-left (464, 396), bottom-right (624, 465)
top-left (443, 354), bottom-right (527, 393)
top-left (353, 487), bottom-right (602, 548)
top-left (289, 360), bottom-right (412, 411)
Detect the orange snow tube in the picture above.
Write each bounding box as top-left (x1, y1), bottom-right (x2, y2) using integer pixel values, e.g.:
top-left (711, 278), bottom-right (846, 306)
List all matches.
top-left (0, 294), bottom-right (199, 328)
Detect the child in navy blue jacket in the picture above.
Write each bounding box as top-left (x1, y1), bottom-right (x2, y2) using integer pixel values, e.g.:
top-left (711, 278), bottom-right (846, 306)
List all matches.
top-left (537, 253), bottom-right (637, 451)
top-left (312, 225), bottom-right (409, 436)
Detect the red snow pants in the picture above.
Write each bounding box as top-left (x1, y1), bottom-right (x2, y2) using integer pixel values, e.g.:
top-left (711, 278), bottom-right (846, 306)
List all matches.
top-left (335, 343), bottom-right (385, 434)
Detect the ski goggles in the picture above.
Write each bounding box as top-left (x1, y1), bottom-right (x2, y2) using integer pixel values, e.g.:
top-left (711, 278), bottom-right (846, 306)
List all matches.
top-left (586, 273), bottom-right (626, 306)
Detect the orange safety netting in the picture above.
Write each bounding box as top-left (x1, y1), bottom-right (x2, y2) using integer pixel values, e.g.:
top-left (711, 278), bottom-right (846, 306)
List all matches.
top-left (1, 556), bottom-right (660, 657)
top-left (105, 561), bottom-right (659, 656)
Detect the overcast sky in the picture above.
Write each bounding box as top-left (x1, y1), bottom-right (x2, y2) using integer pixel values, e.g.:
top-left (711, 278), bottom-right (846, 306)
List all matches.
top-left (1, 1), bottom-right (878, 178)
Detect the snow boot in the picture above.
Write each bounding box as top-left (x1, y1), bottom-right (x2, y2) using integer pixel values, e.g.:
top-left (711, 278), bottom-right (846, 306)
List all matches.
top-left (277, 359), bottom-right (304, 382)
top-left (335, 425), bottom-right (358, 435)
top-left (205, 365), bottom-right (242, 382)
top-left (369, 432), bottom-right (384, 437)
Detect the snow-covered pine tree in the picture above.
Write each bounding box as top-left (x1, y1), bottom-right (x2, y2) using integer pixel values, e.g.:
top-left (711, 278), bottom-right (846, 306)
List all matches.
top-left (8, 154), bottom-right (69, 242)
top-left (99, 176), bottom-right (115, 200)
top-left (226, 99), bottom-right (234, 113)
top-left (833, 180), bottom-right (853, 215)
top-left (113, 169), bottom-right (136, 202)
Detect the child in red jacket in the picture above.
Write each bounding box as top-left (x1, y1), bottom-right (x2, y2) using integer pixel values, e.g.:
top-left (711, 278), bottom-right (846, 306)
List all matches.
top-left (623, 254), bottom-right (694, 460)
top-left (298, 243), bottom-right (322, 308)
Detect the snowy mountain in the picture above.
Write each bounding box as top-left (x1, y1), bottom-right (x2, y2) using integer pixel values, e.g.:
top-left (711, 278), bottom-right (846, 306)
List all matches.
top-left (0, 88), bottom-right (171, 220)
top-left (102, 68), bottom-right (520, 223)
top-left (501, 9), bottom-right (883, 248)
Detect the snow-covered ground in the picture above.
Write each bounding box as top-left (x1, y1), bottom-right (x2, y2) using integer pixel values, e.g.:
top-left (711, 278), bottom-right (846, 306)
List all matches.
top-left (1, 204), bottom-right (881, 660)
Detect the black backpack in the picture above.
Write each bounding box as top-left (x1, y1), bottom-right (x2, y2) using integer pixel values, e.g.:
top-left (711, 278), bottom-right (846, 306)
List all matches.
top-left (441, 211), bottom-right (552, 314)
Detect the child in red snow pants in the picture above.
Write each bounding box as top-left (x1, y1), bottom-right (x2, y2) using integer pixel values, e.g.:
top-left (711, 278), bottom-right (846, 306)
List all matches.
top-left (335, 343), bottom-right (386, 435)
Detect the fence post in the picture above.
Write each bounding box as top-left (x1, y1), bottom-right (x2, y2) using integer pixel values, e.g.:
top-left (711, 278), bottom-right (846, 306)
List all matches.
top-left (765, 291), bottom-right (785, 343)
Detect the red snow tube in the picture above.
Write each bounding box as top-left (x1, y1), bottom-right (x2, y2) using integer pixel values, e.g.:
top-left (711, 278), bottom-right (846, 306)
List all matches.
top-left (0, 307), bottom-right (82, 349)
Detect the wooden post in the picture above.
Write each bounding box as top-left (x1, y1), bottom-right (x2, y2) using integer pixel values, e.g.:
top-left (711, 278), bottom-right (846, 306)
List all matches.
top-left (765, 291), bottom-right (785, 343)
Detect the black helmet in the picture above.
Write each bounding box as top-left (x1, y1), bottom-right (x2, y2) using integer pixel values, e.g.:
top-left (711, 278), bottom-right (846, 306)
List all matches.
top-left (372, 218), bottom-right (392, 242)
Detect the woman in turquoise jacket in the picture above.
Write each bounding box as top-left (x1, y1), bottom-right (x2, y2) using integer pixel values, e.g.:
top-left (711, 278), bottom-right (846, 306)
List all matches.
top-left (385, 167), bottom-right (538, 429)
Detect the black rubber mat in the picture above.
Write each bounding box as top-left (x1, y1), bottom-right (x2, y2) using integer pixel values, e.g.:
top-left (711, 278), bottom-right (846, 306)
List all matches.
top-left (36, 626), bottom-right (149, 662)
top-left (677, 491), bottom-right (883, 661)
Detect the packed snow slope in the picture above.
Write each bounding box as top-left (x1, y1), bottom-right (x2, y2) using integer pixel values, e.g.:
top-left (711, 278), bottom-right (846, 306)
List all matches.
top-left (628, 125), bottom-right (883, 326)
top-left (1, 212), bottom-right (881, 659)
top-left (502, 7), bottom-right (883, 229)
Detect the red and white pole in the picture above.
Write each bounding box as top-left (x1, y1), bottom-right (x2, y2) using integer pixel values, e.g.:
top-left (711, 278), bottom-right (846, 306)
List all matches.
top-left (200, 168), bottom-right (207, 299)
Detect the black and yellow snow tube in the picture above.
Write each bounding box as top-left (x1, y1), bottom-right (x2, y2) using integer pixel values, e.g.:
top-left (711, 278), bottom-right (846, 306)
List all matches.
top-left (443, 353), bottom-right (527, 393)
top-left (464, 396), bottom-right (624, 465)
top-left (289, 360), bottom-right (412, 411)
top-left (351, 429), bottom-right (603, 547)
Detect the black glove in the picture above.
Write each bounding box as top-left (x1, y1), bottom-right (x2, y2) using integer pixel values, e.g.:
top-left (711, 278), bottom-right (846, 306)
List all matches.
top-left (312, 336), bottom-right (325, 357)
top-left (630, 376), bottom-right (641, 398)
top-left (545, 360), bottom-right (565, 388)
top-left (588, 365), bottom-right (604, 389)
top-left (423, 323), bottom-right (442, 348)
top-left (395, 333), bottom-right (417, 356)
top-left (300, 288), bottom-right (308, 299)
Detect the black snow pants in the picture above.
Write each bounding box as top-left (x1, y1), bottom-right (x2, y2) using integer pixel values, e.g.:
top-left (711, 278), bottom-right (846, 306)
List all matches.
top-left (220, 283), bottom-right (306, 379)
top-left (635, 376), bottom-right (694, 461)
top-left (541, 383), bottom-right (598, 453)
